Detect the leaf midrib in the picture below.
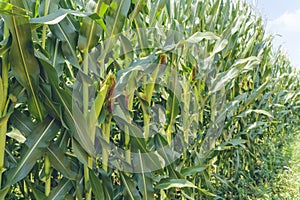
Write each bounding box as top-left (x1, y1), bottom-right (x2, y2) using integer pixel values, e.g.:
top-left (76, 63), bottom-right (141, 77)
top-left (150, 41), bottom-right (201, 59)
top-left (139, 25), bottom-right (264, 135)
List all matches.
top-left (12, 15), bottom-right (43, 120)
top-left (111, 0), bottom-right (125, 35)
top-left (51, 180), bottom-right (71, 200)
top-left (8, 119), bottom-right (55, 184)
top-left (56, 23), bottom-right (77, 60)
top-left (47, 146), bottom-right (69, 175)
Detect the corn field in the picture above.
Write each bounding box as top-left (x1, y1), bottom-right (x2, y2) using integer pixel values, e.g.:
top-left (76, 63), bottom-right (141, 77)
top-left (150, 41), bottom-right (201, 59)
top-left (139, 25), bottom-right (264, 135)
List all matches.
top-left (0, 0), bottom-right (300, 199)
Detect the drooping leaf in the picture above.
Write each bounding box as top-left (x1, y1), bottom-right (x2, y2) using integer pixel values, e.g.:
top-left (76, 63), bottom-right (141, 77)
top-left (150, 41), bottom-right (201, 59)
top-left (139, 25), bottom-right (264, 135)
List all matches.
top-left (241, 109), bottom-right (274, 120)
top-left (210, 57), bottom-right (260, 93)
top-left (49, 16), bottom-right (79, 68)
top-left (156, 179), bottom-right (198, 190)
top-left (30, 8), bottom-right (98, 25)
top-left (6, 127), bottom-right (26, 143)
top-left (185, 32), bottom-right (219, 44)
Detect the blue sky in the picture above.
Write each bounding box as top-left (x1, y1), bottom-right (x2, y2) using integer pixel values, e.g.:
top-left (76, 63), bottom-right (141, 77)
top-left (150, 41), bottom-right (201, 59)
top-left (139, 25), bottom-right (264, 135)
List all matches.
top-left (246, 0), bottom-right (300, 68)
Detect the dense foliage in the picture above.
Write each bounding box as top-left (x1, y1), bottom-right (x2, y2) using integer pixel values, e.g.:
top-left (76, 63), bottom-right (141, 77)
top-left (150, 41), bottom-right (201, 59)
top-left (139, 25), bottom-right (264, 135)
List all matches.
top-left (0, 0), bottom-right (299, 199)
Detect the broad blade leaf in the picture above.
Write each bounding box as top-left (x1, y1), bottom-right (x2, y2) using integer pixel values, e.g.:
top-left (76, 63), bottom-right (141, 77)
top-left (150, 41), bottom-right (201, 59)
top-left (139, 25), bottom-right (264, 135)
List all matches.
top-left (30, 8), bottom-right (96, 25)
top-left (47, 143), bottom-right (77, 180)
top-left (185, 32), bottom-right (219, 43)
top-left (49, 17), bottom-right (79, 68)
top-left (4, 117), bottom-right (60, 188)
top-left (89, 169), bottom-right (105, 200)
top-left (106, 0), bottom-right (131, 35)
top-left (156, 179), bottom-right (198, 190)
top-left (36, 50), bottom-right (95, 156)
top-left (120, 173), bottom-right (141, 200)
top-left (181, 166), bottom-right (207, 176)
top-left (3, 0), bottom-right (44, 119)
top-left (47, 178), bottom-right (72, 200)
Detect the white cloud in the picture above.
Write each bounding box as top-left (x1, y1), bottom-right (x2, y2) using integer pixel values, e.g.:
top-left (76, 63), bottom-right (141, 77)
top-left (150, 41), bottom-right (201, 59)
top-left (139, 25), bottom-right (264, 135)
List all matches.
top-left (267, 9), bottom-right (300, 68)
top-left (269, 9), bottom-right (300, 32)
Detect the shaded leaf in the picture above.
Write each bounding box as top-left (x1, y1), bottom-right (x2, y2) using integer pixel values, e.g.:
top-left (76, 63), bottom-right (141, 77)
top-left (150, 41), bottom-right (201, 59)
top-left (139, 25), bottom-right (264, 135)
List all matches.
top-left (47, 178), bottom-right (73, 200)
top-left (89, 169), bottom-right (104, 200)
top-left (4, 117), bottom-right (60, 188)
top-left (49, 17), bottom-right (79, 68)
top-left (120, 173), bottom-right (141, 200)
top-left (181, 166), bottom-right (207, 176)
top-left (47, 143), bottom-right (77, 180)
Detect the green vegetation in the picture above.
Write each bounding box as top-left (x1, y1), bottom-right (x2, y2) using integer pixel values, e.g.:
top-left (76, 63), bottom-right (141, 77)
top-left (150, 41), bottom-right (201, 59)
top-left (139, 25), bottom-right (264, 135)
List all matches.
top-left (0, 0), bottom-right (299, 199)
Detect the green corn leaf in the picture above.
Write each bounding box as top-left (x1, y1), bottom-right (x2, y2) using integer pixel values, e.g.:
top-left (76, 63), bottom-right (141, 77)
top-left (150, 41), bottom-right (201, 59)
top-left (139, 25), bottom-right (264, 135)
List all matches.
top-left (36, 50), bottom-right (95, 156)
top-left (120, 172), bottom-right (141, 200)
top-left (137, 150), bottom-right (155, 200)
top-left (78, 0), bottom-right (103, 52)
top-left (49, 16), bottom-right (79, 68)
top-left (98, 170), bottom-right (114, 200)
top-left (0, 1), bottom-right (28, 16)
top-left (244, 80), bottom-right (269, 108)
top-left (10, 110), bottom-right (36, 136)
top-left (181, 166), bottom-right (207, 176)
top-left (211, 56), bottom-right (260, 93)
top-left (72, 138), bottom-right (89, 166)
top-left (0, 188), bottom-right (9, 200)
top-left (26, 181), bottom-right (47, 200)
top-left (0, 77), bottom-right (3, 111)
top-left (46, 178), bottom-right (73, 200)
top-left (210, 38), bottom-right (228, 56)
top-left (78, 16), bottom-right (101, 52)
top-left (40, 83), bottom-right (63, 121)
top-left (246, 109), bottom-right (274, 119)
top-left (30, 8), bottom-right (97, 25)
top-left (128, 0), bottom-right (143, 23)
top-left (119, 34), bottom-right (134, 60)
top-left (0, 113), bottom-right (10, 127)
top-left (3, 117), bottom-right (60, 188)
top-left (2, 0), bottom-right (44, 119)
top-left (138, 151), bottom-right (147, 200)
top-left (89, 169), bottom-right (105, 200)
top-left (106, 0), bottom-right (131, 35)
top-left (156, 179), bottom-right (198, 190)
top-left (185, 32), bottom-right (219, 43)
top-left (6, 127), bottom-right (26, 143)
top-left (46, 143), bottom-right (77, 180)
top-left (226, 139), bottom-right (246, 147)
top-left (149, 0), bottom-right (166, 26)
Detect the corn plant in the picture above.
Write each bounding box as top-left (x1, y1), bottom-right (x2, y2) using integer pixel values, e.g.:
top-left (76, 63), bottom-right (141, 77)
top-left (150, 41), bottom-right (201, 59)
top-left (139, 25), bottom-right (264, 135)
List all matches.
top-left (0, 0), bottom-right (299, 199)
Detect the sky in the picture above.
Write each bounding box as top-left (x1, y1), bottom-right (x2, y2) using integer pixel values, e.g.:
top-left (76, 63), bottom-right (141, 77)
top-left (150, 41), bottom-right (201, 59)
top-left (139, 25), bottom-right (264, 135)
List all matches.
top-left (246, 0), bottom-right (300, 68)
